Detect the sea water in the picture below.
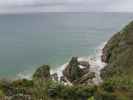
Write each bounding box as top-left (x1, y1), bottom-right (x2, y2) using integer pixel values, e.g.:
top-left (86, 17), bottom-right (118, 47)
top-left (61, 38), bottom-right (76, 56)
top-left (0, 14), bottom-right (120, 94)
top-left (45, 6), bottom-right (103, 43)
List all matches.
top-left (0, 12), bottom-right (133, 79)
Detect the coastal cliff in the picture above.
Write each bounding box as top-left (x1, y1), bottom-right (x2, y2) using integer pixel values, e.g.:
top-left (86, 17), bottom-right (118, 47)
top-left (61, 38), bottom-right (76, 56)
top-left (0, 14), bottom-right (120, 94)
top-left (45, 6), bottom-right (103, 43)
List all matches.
top-left (100, 21), bottom-right (133, 100)
top-left (101, 21), bottom-right (133, 81)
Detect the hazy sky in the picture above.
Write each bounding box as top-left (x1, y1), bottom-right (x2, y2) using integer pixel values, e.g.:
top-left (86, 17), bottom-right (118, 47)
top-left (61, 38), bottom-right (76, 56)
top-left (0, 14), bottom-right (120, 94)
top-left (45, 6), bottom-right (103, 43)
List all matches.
top-left (0, 0), bottom-right (133, 13)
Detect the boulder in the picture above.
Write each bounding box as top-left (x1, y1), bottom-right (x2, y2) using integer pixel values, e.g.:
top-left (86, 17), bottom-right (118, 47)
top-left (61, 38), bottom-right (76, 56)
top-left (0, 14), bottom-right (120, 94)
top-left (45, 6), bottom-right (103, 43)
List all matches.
top-left (63, 57), bottom-right (84, 82)
top-left (33, 65), bottom-right (51, 80)
top-left (73, 72), bottom-right (95, 84)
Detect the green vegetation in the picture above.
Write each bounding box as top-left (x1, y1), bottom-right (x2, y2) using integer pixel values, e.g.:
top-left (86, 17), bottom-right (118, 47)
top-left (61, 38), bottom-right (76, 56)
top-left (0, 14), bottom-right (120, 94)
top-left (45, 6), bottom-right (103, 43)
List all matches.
top-left (101, 21), bottom-right (133, 79)
top-left (0, 65), bottom-right (96, 100)
top-left (31, 80), bottom-right (96, 100)
top-left (101, 21), bottom-right (133, 99)
top-left (0, 79), bottom-right (96, 100)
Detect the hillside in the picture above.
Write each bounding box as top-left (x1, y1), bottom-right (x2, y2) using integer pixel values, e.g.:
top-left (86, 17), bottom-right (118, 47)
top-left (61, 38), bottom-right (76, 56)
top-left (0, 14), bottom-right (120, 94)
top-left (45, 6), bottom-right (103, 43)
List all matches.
top-left (101, 21), bottom-right (133, 80)
top-left (100, 21), bottom-right (133, 100)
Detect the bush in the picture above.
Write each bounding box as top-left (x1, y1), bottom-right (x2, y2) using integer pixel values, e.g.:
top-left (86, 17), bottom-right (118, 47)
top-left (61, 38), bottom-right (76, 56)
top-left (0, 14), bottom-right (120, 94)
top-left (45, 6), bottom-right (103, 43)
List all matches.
top-left (12, 79), bottom-right (33, 88)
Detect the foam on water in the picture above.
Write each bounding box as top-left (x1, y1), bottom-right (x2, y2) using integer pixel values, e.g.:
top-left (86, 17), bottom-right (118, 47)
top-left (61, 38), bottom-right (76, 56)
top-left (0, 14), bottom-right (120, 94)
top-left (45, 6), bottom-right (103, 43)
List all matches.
top-left (90, 42), bottom-right (107, 84)
top-left (16, 67), bottom-right (36, 80)
top-left (51, 42), bottom-right (107, 84)
top-left (17, 72), bottom-right (33, 80)
top-left (51, 62), bottom-right (69, 78)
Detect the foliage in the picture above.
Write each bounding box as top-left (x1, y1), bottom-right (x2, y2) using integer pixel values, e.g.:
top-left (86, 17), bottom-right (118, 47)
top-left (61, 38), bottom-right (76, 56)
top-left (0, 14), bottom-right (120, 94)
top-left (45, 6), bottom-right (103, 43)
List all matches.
top-left (11, 79), bottom-right (33, 88)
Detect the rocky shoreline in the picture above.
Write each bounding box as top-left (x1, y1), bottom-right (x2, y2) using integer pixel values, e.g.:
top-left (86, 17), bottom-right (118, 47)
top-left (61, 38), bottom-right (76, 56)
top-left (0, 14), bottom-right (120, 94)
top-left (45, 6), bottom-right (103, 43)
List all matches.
top-left (0, 42), bottom-right (107, 100)
top-left (47, 42), bottom-right (107, 86)
top-left (0, 21), bottom-right (133, 100)
top-left (49, 55), bottom-right (106, 85)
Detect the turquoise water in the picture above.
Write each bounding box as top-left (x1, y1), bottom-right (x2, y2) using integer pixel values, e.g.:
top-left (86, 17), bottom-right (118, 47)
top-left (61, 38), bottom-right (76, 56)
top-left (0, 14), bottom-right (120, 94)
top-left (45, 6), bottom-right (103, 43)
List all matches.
top-left (0, 12), bottom-right (133, 78)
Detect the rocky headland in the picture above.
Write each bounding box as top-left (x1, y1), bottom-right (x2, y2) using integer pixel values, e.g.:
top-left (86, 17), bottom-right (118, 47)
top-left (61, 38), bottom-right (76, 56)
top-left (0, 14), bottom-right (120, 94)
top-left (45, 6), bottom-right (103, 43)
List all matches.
top-left (0, 21), bottom-right (133, 100)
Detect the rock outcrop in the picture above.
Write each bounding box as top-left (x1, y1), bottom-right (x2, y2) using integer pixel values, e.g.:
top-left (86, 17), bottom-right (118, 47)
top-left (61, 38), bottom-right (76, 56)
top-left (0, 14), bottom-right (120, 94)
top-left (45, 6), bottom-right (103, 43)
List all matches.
top-left (33, 65), bottom-right (51, 80)
top-left (63, 57), bottom-right (84, 82)
top-left (63, 57), bottom-right (95, 84)
top-left (73, 72), bottom-right (95, 84)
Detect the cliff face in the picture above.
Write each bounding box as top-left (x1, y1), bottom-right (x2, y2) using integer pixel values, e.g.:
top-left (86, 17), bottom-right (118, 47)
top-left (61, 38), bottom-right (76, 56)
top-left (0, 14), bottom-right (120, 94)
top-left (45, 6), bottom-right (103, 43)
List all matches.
top-left (101, 21), bottom-right (133, 80)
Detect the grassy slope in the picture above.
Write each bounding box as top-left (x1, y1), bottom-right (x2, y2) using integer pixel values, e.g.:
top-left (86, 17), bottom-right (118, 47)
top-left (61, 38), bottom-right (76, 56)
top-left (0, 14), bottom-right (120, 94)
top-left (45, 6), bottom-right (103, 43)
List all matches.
top-left (100, 21), bottom-right (133, 100)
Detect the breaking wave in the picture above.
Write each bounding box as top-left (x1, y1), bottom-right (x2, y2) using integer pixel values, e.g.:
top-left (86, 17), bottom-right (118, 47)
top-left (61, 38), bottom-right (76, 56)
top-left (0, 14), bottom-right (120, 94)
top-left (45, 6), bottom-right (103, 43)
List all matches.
top-left (51, 42), bottom-right (107, 84)
top-left (17, 42), bottom-right (107, 84)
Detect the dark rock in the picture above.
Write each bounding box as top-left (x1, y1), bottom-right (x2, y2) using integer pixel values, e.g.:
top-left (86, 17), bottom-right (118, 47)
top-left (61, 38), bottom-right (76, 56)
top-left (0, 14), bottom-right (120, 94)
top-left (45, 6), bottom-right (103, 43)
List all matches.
top-left (73, 72), bottom-right (95, 84)
top-left (79, 61), bottom-right (90, 75)
top-left (82, 68), bottom-right (90, 75)
top-left (63, 57), bottom-right (84, 82)
top-left (33, 65), bottom-right (51, 80)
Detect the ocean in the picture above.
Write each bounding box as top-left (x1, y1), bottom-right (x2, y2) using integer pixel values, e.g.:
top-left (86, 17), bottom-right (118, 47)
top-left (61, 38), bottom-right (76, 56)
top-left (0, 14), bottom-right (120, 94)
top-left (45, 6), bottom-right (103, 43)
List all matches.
top-left (0, 12), bottom-right (132, 79)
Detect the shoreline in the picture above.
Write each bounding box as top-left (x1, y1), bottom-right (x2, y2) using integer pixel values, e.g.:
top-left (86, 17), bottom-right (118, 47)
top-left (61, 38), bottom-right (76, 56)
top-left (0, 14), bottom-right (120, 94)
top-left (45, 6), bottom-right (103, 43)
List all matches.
top-left (8, 41), bottom-right (107, 82)
top-left (50, 41), bottom-right (107, 84)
